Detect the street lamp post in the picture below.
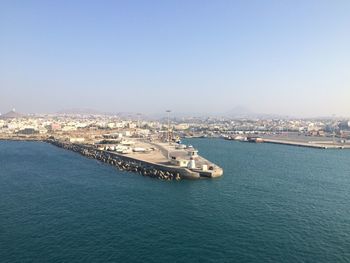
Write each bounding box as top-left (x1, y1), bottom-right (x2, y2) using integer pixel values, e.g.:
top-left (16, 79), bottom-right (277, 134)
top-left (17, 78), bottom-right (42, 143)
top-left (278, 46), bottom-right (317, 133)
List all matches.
top-left (166, 110), bottom-right (171, 144)
top-left (332, 114), bottom-right (336, 145)
top-left (166, 110), bottom-right (171, 160)
top-left (137, 113), bottom-right (141, 140)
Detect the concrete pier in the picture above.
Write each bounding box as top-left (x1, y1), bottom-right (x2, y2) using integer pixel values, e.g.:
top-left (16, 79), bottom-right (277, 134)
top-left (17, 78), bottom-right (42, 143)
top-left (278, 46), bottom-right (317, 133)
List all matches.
top-left (262, 139), bottom-right (349, 149)
top-left (46, 139), bottom-right (223, 180)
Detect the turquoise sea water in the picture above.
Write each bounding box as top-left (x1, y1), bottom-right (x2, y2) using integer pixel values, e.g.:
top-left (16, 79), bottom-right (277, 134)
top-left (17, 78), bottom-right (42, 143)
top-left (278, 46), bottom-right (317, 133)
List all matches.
top-left (0, 139), bottom-right (350, 263)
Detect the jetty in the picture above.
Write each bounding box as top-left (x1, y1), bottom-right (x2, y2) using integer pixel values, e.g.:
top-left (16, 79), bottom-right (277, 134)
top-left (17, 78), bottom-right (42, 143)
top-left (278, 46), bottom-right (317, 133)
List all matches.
top-left (223, 134), bottom-right (350, 149)
top-left (261, 139), bottom-right (350, 149)
top-left (46, 138), bottom-right (223, 181)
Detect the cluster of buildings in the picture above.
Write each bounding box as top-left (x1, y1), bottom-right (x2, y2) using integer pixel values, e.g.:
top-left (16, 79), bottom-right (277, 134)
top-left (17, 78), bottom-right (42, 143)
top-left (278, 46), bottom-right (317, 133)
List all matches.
top-left (0, 110), bottom-right (157, 138)
top-left (1, 109), bottom-right (350, 141)
top-left (176, 117), bottom-right (350, 139)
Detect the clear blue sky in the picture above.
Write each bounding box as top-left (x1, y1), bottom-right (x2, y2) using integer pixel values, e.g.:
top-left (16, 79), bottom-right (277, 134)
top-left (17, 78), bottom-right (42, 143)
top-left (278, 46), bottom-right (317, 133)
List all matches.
top-left (1, 0), bottom-right (349, 117)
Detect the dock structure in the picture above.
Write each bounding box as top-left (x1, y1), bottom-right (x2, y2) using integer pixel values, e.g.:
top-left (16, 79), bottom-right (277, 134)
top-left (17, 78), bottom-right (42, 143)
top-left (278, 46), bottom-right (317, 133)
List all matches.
top-left (262, 139), bottom-right (350, 149)
top-left (223, 133), bottom-right (350, 149)
top-left (148, 141), bottom-right (223, 178)
top-left (47, 138), bottom-right (223, 180)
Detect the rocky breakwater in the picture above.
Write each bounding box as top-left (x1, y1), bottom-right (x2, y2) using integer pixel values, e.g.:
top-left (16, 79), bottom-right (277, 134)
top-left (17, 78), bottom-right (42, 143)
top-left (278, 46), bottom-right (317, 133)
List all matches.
top-left (46, 139), bottom-right (182, 181)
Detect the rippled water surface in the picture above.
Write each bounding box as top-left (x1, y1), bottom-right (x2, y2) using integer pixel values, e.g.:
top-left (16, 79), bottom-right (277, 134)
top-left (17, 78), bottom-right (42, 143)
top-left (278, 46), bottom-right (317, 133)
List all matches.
top-left (1, 140), bottom-right (350, 262)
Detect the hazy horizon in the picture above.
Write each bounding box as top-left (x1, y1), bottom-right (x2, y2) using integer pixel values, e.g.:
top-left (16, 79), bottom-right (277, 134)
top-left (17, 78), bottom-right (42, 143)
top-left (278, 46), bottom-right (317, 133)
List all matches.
top-left (1, 1), bottom-right (349, 117)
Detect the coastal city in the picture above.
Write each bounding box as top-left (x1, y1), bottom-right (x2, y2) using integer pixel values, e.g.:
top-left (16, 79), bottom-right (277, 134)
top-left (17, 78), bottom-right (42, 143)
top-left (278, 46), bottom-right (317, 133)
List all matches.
top-left (1, 109), bottom-right (349, 148)
top-left (0, 109), bottom-right (226, 180)
top-left (2, 107), bottom-right (348, 181)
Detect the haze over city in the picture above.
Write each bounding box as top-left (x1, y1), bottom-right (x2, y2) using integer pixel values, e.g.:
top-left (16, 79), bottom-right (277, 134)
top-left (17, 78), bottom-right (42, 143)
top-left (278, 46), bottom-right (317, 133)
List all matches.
top-left (1, 0), bottom-right (349, 117)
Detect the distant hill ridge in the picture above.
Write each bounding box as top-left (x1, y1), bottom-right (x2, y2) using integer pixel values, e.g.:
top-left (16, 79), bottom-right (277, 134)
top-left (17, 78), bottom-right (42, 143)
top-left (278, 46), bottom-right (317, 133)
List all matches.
top-left (0, 109), bottom-right (24, 119)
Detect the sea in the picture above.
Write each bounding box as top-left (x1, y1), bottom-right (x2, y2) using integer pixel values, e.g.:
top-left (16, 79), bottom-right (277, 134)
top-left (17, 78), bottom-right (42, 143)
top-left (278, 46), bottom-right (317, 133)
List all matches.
top-left (0, 139), bottom-right (349, 263)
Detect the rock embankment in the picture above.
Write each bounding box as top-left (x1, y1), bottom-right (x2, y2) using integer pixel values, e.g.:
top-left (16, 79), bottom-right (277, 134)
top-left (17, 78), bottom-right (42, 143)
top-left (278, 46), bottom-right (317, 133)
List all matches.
top-left (47, 139), bottom-right (181, 181)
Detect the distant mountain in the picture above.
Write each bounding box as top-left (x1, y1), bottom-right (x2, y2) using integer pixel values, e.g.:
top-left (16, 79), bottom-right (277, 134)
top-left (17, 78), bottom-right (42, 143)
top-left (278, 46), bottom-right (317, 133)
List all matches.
top-left (225, 106), bottom-right (254, 118)
top-left (0, 109), bottom-right (24, 119)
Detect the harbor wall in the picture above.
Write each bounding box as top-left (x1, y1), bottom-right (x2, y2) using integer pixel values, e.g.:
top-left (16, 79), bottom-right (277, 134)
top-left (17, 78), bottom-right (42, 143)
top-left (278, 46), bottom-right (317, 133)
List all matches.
top-left (262, 139), bottom-right (348, 149)
top-left (46, 139), bottom-right (200, 180)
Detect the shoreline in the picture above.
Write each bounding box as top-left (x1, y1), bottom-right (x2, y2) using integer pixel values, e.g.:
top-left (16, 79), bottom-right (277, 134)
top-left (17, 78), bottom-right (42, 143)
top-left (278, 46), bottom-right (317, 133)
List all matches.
top-left (0, 137), bottom-right (44, 142)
